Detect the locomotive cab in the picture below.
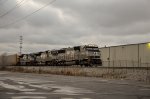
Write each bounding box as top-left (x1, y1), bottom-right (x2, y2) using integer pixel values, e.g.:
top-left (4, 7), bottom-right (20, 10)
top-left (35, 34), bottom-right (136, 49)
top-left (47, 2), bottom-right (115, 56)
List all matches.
top-left (81, 45), bottom-right (102, 66)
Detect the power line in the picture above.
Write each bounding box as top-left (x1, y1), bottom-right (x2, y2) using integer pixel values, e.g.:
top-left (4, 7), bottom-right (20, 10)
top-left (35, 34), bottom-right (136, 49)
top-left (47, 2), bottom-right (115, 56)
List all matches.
top-left (0, 0), bottom-right (56, 28)
top-left (0, 0), bottom-right (26, 18)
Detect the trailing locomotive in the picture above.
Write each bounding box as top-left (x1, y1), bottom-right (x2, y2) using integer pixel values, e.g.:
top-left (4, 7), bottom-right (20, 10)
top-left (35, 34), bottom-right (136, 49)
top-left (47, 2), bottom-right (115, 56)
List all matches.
top-left (18, 44), bottom-right (102, 67)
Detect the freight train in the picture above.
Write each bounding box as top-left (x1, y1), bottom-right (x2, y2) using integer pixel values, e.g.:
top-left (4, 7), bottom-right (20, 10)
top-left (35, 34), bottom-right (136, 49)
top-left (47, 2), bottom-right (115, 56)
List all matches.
top-left (2, 45), bottom-right (102, 67)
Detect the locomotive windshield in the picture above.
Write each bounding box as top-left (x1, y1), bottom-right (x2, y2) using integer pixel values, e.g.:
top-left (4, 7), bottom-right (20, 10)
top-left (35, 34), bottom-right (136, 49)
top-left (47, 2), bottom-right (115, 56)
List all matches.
top-left (85, 47), bottom-right (100, 52)
top-left (85, 46), bottom-right (100, 56)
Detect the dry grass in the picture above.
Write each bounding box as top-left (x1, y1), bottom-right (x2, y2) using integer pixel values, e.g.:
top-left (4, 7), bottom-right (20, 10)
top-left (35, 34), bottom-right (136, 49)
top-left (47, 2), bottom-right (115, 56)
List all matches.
top-left (0, 66), bottom-right (149, 83)
top-left (0, 66), bottom-right (126, 78)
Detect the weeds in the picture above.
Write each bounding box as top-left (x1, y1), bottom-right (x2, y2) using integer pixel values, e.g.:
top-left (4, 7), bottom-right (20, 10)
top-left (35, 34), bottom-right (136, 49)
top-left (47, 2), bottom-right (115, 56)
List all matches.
top-left (0, 66), bottom-right (149, 83)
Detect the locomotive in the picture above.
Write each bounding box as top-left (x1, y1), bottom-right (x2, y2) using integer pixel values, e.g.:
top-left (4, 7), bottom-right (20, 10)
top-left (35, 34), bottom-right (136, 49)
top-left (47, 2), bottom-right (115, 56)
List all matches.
top-left (18, 44), bottom-right (102, 67)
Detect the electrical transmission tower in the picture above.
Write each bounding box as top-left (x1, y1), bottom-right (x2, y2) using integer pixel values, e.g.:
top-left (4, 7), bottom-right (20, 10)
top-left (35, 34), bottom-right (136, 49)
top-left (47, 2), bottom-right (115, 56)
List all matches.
top-left (19, 35), bottom-right (23, 55)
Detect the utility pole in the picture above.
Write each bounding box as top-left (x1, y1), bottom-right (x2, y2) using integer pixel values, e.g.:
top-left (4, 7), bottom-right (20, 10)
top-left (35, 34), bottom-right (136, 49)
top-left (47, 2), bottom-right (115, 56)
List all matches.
top-left (19, 35), bottom-right (23, 55)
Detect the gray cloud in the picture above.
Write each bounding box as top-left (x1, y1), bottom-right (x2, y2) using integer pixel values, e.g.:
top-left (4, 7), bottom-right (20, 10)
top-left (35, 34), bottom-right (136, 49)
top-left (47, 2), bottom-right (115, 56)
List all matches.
top-left (0, 0), bottom-right (150, 54)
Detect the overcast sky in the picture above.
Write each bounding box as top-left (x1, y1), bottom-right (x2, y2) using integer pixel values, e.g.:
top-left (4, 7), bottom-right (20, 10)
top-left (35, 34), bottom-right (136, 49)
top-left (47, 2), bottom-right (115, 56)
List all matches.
top-left (0, 0), bottom-right (150, 54)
